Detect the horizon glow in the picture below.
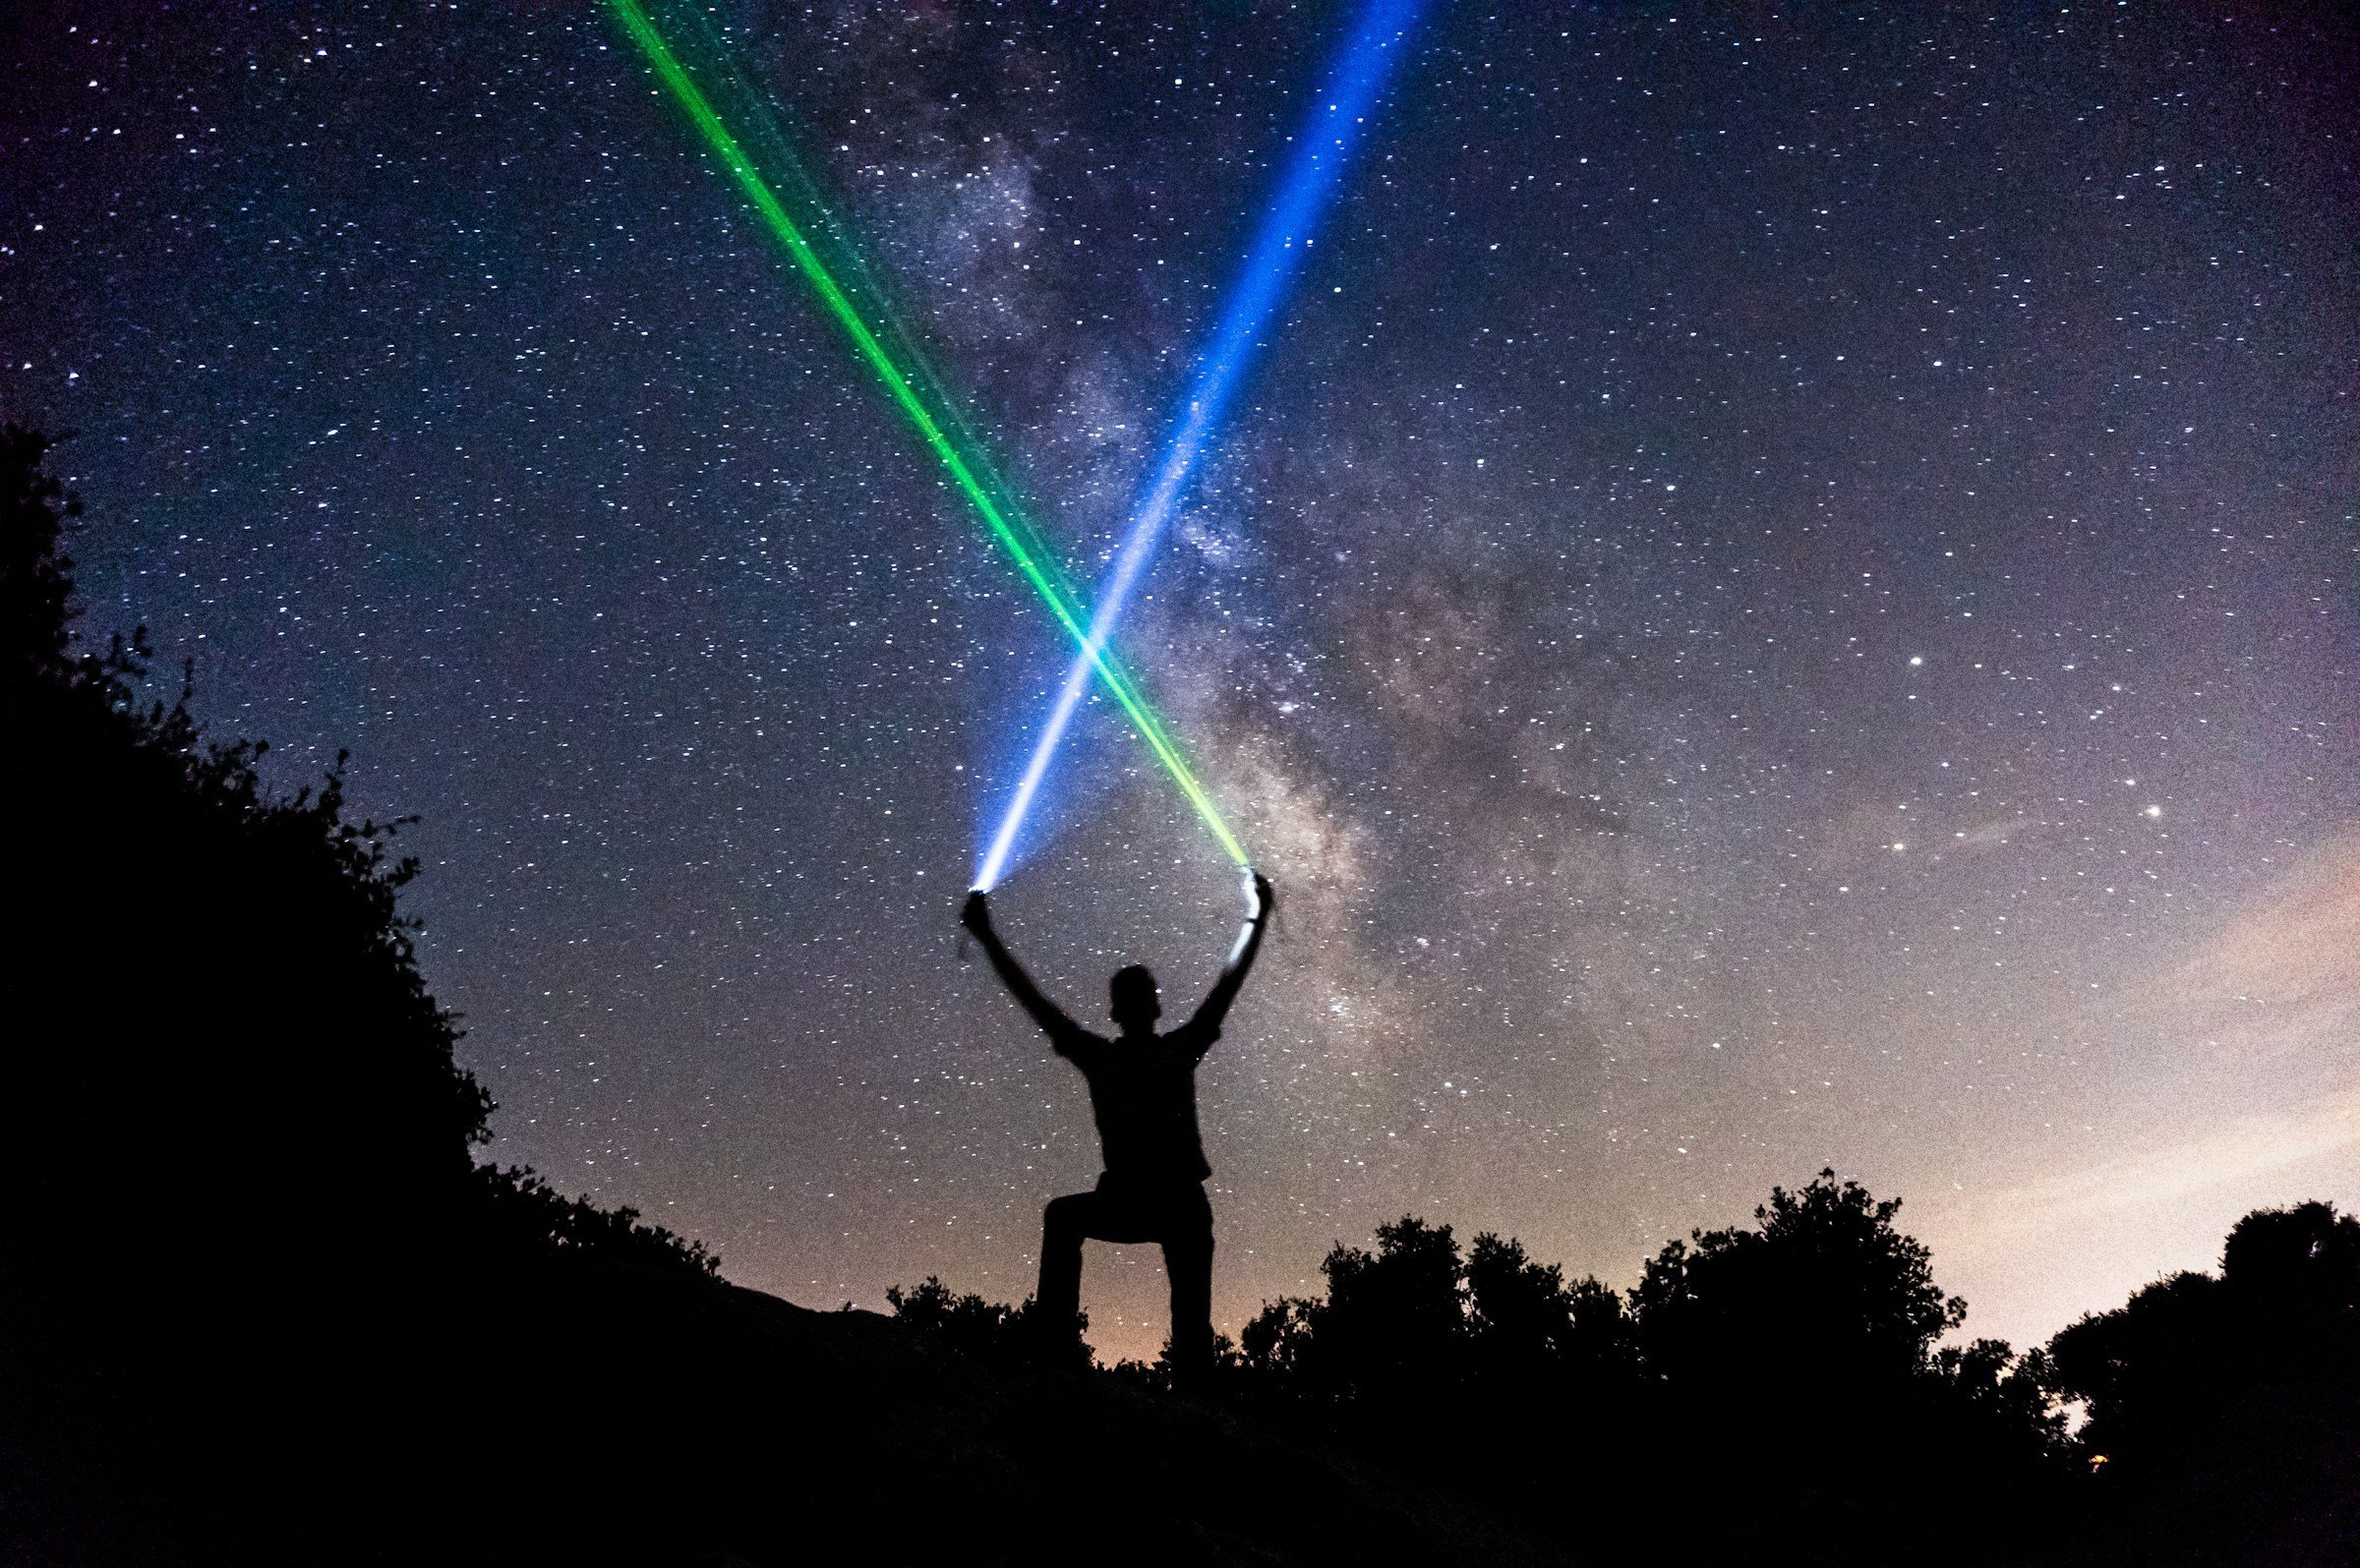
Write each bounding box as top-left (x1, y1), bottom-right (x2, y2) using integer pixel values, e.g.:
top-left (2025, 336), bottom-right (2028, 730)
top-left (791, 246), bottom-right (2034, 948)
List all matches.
top-left (605, 0), bottom-right (1247, 871)
top-left (973, 0), bottom-right (1432, 891)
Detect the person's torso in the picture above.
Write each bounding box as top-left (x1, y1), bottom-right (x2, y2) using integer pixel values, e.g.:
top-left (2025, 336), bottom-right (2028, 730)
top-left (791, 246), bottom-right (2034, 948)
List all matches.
top-left (1083, 1035), bottom-right (1210, 1183)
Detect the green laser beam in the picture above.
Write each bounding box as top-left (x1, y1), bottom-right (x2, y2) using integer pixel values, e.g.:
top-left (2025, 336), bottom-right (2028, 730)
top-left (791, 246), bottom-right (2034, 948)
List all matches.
top-left (658, 18), bottom-right (1047, 567)
top-left (605, 0), bottom-right (1247, 869)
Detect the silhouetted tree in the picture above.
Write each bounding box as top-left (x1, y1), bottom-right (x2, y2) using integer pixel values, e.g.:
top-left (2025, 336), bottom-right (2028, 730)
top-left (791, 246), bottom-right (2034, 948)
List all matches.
top-left (1931, 1336), bottom-right (2068, 1466)
top-left (469, 1163), bottom-right (720, 1282)
top-left (1465, 1232), bottom-right (1569, 1362)
top-left (1631, 1167), bottom-right (1964, 1394)
top-left (2048, 1200), bottom-right (2360, 1562)
top-left (0, 423), bottom-right (82, 684)
top-left (1, 428), bottom-right (721, 1562)
top-left (1238, 1216), bottom-right (1479, 1410)
top-left (1226, 1173), bottom-right (2071, 1556)
top-left (1467, 1232), bottom-right (1619, 1361)
top-left (1308, 1216), bottom-right (1467, 1397)
top-left (889, 1275), bottom-right (1059, 1366)
top-left (1622, 1168), bottom-right (2071, 1552)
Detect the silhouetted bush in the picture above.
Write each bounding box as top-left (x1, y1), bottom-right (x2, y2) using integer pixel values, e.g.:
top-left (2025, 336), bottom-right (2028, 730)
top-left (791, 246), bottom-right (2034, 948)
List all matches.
top-left (1598, 1173), bottom-right (2066, 1551)
top-left (3, 425), bottom-right (715, 1285)
top-left (1279, 1215), bottom-right (1469, 1403)
top-left (4, 429), bottom-right (491, 1265)
top-left (1, 427), bottom-right (724, 1562)
top-left (924, 1169), bottom-right (2071, 1560)
top-left (1633, 1169), bottom-right (1962, 1383)
top-left (888, 1274), bottom-right (1060, 1365)
top-left (2048, 1200), bottom-right (2360, 1562)
top-left (470, 1163), bottom-right (721, 1282)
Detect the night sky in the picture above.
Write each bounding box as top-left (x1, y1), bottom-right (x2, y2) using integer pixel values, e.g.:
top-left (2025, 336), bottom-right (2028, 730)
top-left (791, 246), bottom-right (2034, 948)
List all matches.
top-left (7, 1), bottom-right (2355, 1364)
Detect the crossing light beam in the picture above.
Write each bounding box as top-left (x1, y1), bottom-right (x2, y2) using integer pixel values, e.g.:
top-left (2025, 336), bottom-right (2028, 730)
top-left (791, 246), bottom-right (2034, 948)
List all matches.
top-left (606, 0), bottom-right (1247, 870)
top-left (973, 0), bottom-right (1431, 890)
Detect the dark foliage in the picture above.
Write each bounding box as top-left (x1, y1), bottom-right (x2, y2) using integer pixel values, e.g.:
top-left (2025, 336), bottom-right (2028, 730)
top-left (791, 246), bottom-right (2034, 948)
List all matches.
top-left (2048, 1200), bottom-right (2360, 1563)
top-left (887, 1273), bottom-right (1065, 1366)
top-left (1185, 1171), bottom-right (2059, 1559)
top-left (1632, 1169), bottom-right (1965, 1383)
top-left (1280, 1215), bottom-right (1471, 1404)
top-left (3, 428), bottom-right (722, 1563)
top-left (4, 424), bottom-right (491, 1248)
top-left (469, 1162), bottom-right (722, 1280)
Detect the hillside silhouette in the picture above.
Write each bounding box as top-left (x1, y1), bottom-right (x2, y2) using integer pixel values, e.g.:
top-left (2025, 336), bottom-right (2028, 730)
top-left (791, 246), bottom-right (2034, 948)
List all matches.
top-left (4, 427), bottom-right (2354, 1565)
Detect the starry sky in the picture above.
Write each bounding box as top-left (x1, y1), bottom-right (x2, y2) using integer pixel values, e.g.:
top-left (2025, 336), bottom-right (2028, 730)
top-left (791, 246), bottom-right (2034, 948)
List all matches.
top-left (7, 0), bottom-right (2355, 1364)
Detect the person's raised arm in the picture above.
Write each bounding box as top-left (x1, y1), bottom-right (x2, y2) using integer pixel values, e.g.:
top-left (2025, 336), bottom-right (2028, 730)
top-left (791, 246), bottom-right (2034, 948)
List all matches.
top-left (1186, 870), bottom-right (1274, 1037)
top-left (962, 891), bottom-right (1081, 1042)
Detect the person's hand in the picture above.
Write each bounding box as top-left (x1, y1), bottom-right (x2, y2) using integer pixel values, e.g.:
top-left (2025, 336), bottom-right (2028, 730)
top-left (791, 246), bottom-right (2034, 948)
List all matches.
top-left (1251, 870), bottom-right (1275, 918)
top-left (961, 890), bottom-right (993, 937)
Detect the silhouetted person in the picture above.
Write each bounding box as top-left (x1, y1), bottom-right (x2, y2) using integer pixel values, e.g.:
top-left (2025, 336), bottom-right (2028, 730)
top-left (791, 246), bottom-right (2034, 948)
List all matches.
top-left (962, 871), bottom-right (1274, 1384)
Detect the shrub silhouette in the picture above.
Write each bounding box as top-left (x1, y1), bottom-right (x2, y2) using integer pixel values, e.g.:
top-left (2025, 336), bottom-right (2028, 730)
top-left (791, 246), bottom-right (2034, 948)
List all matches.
top-left (888, 1274), bottom-right (1067, 1366)
top-left (1, 427), bottom-right (723, 1560)
top-left (1466, 1231), bottom-right (1640, 1414)
top-left (1630, 1169), bottom-right (1965, 1442)
top-left (959, 1169), bottom-right (2066, 1559)
top-left (1634, 1168), bottom-right (1961, 1371)
top-left (1288, 1215), bottom-right (1469, 1403)
top-left (2048, 1199), bottom-right (2360, 1561)
top-left (469, 1163), bottom-right (720, 1280)
top-left (1622, 1171), bottom-right (2067, 1550)
top-left (5, 425), bottom-right (487, 1251)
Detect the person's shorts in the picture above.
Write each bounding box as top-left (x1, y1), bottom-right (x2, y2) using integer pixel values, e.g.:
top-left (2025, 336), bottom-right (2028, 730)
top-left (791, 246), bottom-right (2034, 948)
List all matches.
top-left (1084, 1175), bottom-right (1211, 1242)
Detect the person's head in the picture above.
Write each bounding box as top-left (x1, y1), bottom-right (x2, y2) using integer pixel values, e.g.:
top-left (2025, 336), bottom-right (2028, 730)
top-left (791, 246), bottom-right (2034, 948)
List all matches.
top-left (1108, 963), bottom-right (1161, 1034)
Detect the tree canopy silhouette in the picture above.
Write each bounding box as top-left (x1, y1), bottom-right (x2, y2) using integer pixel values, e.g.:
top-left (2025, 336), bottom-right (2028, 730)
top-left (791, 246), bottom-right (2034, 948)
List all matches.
top-left (2048, 1199), bottom-right (2360, 1562)
top-left (3, 427), bottom-right (720, 1562)
top-left (1195, 1169), bottom-right (2064, 1557)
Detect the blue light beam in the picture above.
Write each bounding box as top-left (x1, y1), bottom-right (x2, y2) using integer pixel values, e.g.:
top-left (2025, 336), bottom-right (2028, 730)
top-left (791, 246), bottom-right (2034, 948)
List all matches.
top-left (974, 0), bottom-right (1432, 890)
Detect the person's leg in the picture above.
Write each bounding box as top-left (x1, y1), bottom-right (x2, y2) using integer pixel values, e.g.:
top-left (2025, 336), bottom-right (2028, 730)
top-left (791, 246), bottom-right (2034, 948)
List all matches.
top-left (1036, 1191), bottom-right (1098, 1351)
top-left (1160, 1188), bottom-right (1215, 1388)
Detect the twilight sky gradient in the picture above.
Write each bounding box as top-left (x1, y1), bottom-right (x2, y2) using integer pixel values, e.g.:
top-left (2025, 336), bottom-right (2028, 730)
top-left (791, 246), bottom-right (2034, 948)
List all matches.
top-left (6, 0), bottom-right (2354, 1362)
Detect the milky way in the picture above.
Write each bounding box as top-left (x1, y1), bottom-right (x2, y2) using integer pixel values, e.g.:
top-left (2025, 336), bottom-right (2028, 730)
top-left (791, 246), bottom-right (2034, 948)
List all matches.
top-left (7, 1), bottom-right (2355, 1361)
